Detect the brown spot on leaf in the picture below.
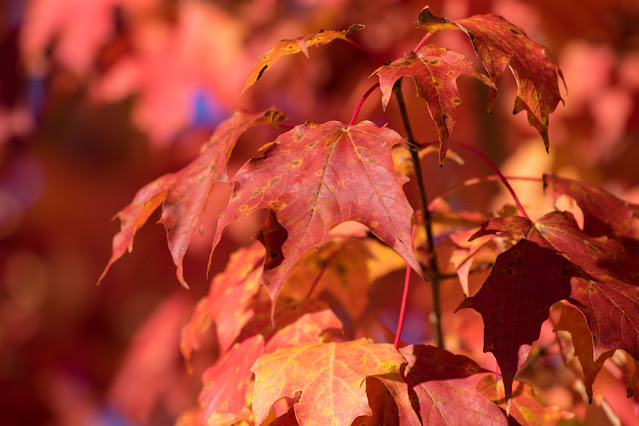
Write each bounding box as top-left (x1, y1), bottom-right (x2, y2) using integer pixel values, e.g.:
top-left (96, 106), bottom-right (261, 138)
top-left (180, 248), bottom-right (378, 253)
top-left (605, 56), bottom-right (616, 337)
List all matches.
top-left (256, 65), bottom-right (268, 82)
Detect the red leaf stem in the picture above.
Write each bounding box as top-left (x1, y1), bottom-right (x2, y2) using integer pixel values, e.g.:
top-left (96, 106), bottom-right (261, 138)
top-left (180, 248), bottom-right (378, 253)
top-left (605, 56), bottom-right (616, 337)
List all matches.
top-left (348, 82), bottom-right (380, 127)
top-left (394, 214), bottom-right (419, 349)
top-left (421, 141), bottom-right (531, 220)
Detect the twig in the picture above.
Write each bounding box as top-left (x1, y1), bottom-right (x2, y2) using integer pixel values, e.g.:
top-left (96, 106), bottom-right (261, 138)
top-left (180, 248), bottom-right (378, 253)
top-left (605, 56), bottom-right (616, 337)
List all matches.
top-left (393, 79), bottom-right (445, 349)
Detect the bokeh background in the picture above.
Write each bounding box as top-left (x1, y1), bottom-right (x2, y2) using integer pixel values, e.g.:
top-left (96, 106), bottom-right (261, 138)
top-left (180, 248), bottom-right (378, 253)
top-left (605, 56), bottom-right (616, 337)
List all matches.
top-left (1, 0), bottom-right (638, 424)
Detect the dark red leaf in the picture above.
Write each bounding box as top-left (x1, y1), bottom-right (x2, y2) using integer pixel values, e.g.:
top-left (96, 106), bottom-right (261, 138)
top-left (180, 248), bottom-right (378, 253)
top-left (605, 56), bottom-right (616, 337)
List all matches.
top-left (464, 211), bottom-right (639, 400)
top-left (543, 174), bottom-right (639, 244)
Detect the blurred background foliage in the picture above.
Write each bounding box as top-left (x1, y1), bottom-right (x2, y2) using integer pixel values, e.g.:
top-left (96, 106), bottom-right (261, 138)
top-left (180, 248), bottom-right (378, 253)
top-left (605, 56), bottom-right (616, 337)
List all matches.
top-left (1, 0), bottom-right (638, 424)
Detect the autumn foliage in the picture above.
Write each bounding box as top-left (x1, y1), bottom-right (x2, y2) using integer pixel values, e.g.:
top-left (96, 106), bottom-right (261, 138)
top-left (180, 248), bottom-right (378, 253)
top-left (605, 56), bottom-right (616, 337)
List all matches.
top-left (91, 3), bottom-right (639, 424)
top-left (4, 0), bottom-right (639, 425)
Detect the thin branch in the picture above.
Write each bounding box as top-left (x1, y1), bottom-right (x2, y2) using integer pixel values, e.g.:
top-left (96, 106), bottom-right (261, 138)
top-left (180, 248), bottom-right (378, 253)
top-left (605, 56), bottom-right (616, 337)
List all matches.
top-left (393, 79), bottom-right (445, 349)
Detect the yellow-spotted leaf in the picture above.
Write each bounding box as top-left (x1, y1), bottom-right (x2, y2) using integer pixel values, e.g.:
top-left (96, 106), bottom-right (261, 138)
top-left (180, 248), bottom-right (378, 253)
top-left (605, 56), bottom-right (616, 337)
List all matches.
top-left (251, 340), bottom-right (408, 425)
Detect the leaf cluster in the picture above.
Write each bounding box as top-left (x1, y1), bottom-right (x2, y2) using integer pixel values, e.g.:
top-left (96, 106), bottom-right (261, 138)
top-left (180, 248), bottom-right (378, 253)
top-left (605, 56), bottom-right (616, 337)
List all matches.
top-left (102, 5), bottom-right (639, 425)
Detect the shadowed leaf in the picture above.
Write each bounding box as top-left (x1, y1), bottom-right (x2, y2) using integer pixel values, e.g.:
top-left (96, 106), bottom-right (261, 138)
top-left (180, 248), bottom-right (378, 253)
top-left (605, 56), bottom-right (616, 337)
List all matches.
top-left (399, 344), bottom-right (509, 425)
top-left (477, 376), bottom-right (573, 425)
top-left (464, 211), bottom-right (639, 401)
top-left (543, 174), bottom-right (639, 246)
top-left (554, 304), bottom-right (614, 402)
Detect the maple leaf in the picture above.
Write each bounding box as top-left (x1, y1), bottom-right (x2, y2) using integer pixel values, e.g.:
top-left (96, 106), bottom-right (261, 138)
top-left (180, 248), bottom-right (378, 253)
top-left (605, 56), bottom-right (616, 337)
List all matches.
top-left (477, 376), bottom-right (573, 425)
top-left (553, 304), bottom-right (614, 402)
top-left (415, 7), bottom-right (565, 151)
top-left (543, 174), bottom-right (639, 244)
top-left (241, 25), bottom-right (364, 95)
top-left (283, 236), bottom-right (406, 319)
top-left (399, 344), bottom-right (509, 425)
top-left (447, 228), bottom-right (494, 296)
top-left (251, 339), bottom-right (409, 425)
top-left (100, 108), bottom-right (285, 288)
top-left (463, 211), bottom-right (639, 400)
top-left (180, 242), bottom-right (264, 362)
top-left (198, 335), bottom-right (264, 425)
top-left (373, 45), bottom-right (494, 165)
top-left (237, 298), bottom-right (342, 354)
top-left (355, 375), bottom-right (421, 425)
top-left (211, 121), bottom-right (422, 312)
top-left (264, 302), bottom-right (343, 353)
top-left (456, 238), bottom-right (572, 401)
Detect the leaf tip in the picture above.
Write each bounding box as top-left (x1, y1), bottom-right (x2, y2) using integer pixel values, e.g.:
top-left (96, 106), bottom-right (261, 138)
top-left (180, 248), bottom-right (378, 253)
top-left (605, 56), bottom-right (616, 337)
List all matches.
top-left (415, 6), bottom-right (449, 27)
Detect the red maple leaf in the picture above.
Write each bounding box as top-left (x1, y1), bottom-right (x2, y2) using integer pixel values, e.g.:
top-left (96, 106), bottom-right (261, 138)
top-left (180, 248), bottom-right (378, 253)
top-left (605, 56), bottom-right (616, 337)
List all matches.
top-left (100, 108), bottom-right (284, 287)
top-left (197, 335), bottom-right (264, 425)
top-left (543, 174), bottom-right (639, 243)
top-left (415, 7), bottom-right (565, 151)
top-left (463, 211), bottom-right (639, 400)
top-left (400, 344), bottom-right (509, 424)
top-left (374, 45), bottom-right (494, 164)
top-left (180, 242), bottom-right (263, 362)
top-left (211, 121), bottom-right (422, 312)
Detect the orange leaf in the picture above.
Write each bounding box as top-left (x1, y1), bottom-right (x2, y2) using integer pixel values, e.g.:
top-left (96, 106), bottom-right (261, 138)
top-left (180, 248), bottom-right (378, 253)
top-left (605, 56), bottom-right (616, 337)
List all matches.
top-left (284, 237), bottom-right (405, 319)
top-left (477, 376), bottom-right (573, 425)
top-left (241, 25), bottom-right (364, 95)
top-left (251, 340), bottom-right (407, 425)
top-left (554, 304), bottom-right (614, 403)
top-left (198, 335), bottom-right (264, 425)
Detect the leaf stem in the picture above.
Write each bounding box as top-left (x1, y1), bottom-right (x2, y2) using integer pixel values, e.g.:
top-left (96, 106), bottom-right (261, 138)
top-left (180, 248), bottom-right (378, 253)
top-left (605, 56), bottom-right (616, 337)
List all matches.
top-left (343, 39), bottom-right (387, 65)
top-left (421, 141), bottom-right (532, 221)
top-left (428, 175), bottom-right (541, 212)
top-left (348, 82), bottom-right (380, 127)
top-left (394, 220), bottom-right (418, 349)
top-left (414, 32), bottom-right (432, 52)
top-left (392, 79), bottom-right (445, 349)
top-left (305, 247), bottom-right (342, 299)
